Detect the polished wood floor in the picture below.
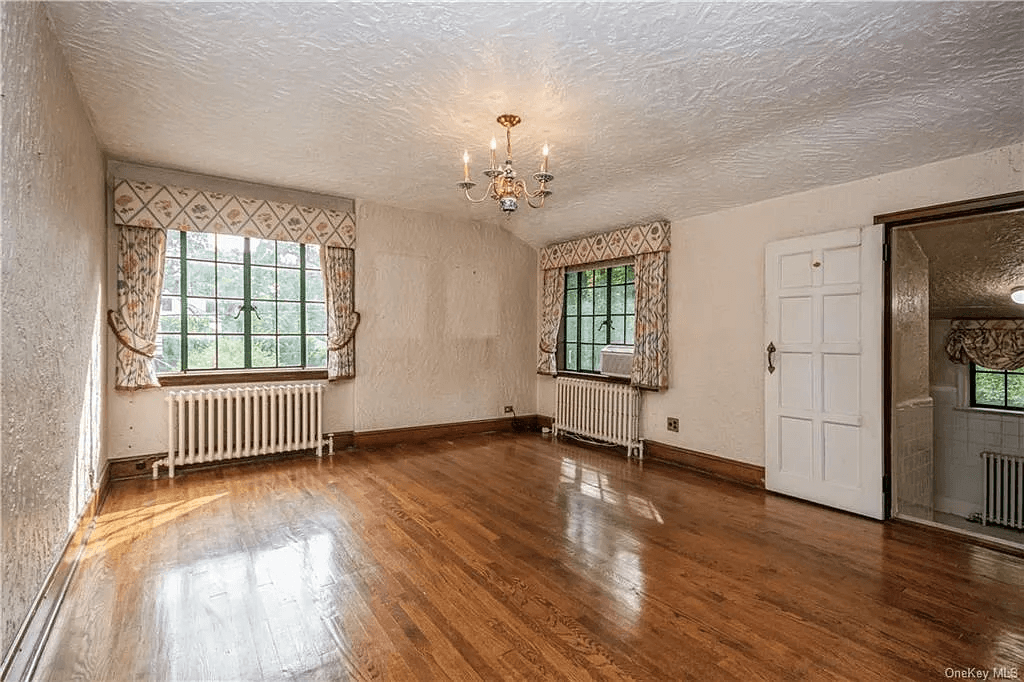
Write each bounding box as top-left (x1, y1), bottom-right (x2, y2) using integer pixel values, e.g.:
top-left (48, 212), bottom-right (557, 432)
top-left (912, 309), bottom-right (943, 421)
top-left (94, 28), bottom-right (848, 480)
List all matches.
top-left (34, 433), bottom-right (1024, 681)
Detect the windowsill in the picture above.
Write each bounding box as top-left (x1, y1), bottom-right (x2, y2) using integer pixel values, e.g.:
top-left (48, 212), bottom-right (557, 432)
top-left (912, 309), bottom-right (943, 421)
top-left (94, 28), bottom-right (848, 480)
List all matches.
top-left (158, 368), bottom-right (328, 387)
top-left (953, 405), bottom-right (1024, 417)
top-left (555, 371), bottom-right (631, 385)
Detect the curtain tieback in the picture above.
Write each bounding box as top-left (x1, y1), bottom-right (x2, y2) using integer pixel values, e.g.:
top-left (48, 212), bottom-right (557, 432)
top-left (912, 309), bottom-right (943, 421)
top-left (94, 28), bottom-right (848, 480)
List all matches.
top-left (328, 311), bottom-right (360, 351)
top-left (106, 309), bottom-right (157, 358)
top-left (538, 341), bottom-right (556, 354)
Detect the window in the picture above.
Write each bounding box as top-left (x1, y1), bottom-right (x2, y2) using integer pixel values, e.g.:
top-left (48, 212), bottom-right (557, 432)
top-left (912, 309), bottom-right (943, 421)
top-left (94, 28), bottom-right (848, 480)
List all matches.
top-left (560, 264), bottom-right (635, 373)
top-left (971, 363), bottom-right (1024, 411)
top-left (156, 230), bottom-right (327, 374)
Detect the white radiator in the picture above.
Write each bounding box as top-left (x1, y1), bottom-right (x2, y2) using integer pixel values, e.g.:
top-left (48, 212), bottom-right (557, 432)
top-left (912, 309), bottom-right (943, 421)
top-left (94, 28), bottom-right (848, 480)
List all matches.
top-left (157, 383), bottom-right (331, 478)
top-left (982, 451), bottom-right (1024, 529)
top-left (554, 377), bottom-right (643, 459)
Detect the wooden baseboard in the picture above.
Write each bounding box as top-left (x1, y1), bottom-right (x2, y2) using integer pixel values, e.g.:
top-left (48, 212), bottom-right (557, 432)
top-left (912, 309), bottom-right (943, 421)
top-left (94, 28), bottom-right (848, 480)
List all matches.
top-left (106, 417), bottom-right (544, 479)
top-left (332, 431), bottom-right (355, 451)
top-left (1, 465), bottom-right (110, 680)
top-left (353, 415), bottom-right (539, 449)
top-left (644, 440), bottom-right (765, 489)
top-left (107, 453), bottom-right (166, 481)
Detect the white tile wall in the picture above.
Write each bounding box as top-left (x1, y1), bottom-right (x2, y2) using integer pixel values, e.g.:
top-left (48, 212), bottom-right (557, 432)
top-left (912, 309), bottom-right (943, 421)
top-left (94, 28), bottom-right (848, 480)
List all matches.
top-left (932, 386), bottom-right (1024, 518)
top-left (894, 400), bottom-right (934, 518)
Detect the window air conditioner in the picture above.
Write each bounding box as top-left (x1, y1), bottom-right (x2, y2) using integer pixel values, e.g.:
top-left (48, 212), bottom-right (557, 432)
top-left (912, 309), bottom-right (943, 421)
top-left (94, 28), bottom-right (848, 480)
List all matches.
top-left (599, 345), bottom-right (634, 379)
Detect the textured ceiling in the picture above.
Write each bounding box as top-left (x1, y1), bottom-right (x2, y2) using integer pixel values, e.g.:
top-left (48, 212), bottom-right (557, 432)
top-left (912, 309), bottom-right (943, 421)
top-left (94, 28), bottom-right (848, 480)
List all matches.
top-left (909, 210), bottom-right (1024, 320)
top-left (46, 2), bottom-right (1024, 247)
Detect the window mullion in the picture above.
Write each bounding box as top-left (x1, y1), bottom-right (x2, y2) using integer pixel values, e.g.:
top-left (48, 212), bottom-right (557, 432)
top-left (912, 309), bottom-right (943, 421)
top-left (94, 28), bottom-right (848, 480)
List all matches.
top-left (243, 239), bottom-right (252, 368)
top-left (300, 245), bottom-right (307, 369)
top-left (605, 270), bottom-right (612, 345)
top-left (179, 233), bottom-right (189, 372)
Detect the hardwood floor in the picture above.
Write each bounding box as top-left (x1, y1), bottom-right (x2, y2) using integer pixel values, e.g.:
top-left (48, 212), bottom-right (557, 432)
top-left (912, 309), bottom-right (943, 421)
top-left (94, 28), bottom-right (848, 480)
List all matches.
top-left (33, 433), bottom-right (1024, 681)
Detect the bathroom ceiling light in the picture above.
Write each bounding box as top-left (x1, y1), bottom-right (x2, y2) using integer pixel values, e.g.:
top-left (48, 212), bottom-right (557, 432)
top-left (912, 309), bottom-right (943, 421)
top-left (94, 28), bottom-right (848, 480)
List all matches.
top-left (1012, 287), bottom-right (1024, 305)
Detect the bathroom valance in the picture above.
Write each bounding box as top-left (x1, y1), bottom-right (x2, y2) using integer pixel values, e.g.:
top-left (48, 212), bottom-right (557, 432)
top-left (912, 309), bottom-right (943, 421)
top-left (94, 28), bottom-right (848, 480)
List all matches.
top-left (945, 319), bottom-right (1024, 371)
top-left (539, 220), bottom-right (670, 270)
top-left (112, 178), bottom-right (356, 248)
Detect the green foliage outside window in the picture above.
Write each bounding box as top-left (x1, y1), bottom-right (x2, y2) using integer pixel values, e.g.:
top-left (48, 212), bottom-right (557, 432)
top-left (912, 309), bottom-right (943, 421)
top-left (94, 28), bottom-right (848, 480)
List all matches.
top-left (157, 231), bottom-right (328, 373)
top-left (561, 264), bottom-right (635, 373)
top-left (972, 364), bottom-right (1024, 410)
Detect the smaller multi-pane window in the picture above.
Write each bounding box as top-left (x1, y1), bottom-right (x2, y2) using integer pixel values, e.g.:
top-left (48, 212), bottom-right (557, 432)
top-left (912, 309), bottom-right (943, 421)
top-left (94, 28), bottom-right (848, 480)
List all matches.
top-left (561, 264), bottom-right (635, 373)
top-left (157, 230), bottom-right (328, 373)
top-left (972, 363), bottom-right (1024, 411)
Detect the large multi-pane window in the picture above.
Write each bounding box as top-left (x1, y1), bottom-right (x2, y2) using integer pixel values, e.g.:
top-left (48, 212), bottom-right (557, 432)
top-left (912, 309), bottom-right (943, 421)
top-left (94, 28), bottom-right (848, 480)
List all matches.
top-left (157, 230), bottom-right (328, 373)
top-left (560, 264), bottom-right (635, 373)
top-left (972, 363), bottom-right (1024, 411)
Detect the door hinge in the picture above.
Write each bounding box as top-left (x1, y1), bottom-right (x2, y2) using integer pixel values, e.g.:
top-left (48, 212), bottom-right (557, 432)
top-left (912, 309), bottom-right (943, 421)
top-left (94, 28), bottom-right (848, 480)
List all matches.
top-left (882, 474), bottom-right (891, 495)
top-left (882, 243), bottom-right (890, 262)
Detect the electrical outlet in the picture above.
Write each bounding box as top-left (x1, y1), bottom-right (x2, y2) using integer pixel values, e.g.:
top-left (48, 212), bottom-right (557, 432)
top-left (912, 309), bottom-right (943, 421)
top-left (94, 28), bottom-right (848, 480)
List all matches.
top-left (667, 417), bottom-right (679, 432)
top-left (504, 405), bottom-right (514, 414)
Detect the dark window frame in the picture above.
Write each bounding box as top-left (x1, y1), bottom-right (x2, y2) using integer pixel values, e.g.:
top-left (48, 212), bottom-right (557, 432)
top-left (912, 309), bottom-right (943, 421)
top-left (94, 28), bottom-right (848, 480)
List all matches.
top-left (157, 230), bottom-right (328, 375)
top-left (970, 362), bottom-right (1024, 412)
top-left (559, 263), bottom-right (635, 374)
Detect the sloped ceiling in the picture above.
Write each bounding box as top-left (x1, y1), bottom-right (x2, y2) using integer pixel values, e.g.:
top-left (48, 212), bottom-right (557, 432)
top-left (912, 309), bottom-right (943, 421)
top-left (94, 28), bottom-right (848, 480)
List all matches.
top-left (909, 210), bottom-right (1024, 320)
top-left (45, 2), bottom-right (1024, 247)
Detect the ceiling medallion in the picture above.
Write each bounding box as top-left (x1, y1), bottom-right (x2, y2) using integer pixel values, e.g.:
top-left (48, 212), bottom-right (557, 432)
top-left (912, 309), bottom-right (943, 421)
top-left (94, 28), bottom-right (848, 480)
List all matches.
top-left (457, 114), bottom-right (553, 216)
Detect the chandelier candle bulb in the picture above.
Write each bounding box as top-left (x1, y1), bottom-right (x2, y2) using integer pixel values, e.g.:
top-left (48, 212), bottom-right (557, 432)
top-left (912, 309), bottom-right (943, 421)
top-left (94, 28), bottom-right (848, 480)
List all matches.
top-left (490, 137), bottom-right (497, 169)
top-left (463, 150), bottom-right (470, 181)
top-left (542, 144), bottom-right (549, 172)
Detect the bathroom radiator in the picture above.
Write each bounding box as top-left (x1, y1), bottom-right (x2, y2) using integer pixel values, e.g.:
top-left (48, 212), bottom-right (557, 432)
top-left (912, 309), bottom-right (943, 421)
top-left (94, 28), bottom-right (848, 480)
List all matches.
top-left (157, 383), bottom-right (331, 478)
top-left (554, 377), bottom-right (643, 459)
top-left (982, 451), bottom-right (1024, 529)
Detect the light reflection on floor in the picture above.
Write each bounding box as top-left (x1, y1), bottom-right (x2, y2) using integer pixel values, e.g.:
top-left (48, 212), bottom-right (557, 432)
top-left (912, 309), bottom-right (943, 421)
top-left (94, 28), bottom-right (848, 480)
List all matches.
top-left (157, 531), bottom-right (342, 677)
top-left (558, 456), bottom-right (664, 626)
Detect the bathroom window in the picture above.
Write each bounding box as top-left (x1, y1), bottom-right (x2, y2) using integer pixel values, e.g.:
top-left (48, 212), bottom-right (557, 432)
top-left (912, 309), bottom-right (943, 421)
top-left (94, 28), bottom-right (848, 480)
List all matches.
top-left (971, 363), bottom-right (1024, 411)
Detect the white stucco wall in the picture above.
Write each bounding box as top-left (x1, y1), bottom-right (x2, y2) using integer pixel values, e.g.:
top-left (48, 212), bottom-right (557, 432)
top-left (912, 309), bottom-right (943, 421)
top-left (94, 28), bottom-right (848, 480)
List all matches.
top-left (354, 202), bottom-right (537, 432)
top-left (1, 3), bottom-right (107, 657)
top-left (537, 143), bottom-right (1023, 466)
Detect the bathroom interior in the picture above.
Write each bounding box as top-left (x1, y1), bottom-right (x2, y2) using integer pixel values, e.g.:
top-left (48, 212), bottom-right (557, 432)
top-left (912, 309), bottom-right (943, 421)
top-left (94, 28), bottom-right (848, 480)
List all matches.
top-left (891, 206), bottom-right (1024, 548)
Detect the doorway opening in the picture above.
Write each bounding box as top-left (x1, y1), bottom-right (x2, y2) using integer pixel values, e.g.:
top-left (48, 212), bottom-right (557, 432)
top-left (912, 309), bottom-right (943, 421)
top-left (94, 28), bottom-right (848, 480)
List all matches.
top-left (882, 192), bottom-right (1024, 549)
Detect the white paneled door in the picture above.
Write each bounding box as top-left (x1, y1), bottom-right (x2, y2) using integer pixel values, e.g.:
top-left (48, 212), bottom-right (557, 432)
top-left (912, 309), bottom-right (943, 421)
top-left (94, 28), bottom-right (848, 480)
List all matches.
top-left (764, 226), bottom-right (884, 519)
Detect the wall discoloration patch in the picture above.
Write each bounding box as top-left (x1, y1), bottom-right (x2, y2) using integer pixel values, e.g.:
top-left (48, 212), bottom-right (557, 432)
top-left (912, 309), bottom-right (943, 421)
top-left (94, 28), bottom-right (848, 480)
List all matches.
top-left (355, 202), bottom-right (537, 432)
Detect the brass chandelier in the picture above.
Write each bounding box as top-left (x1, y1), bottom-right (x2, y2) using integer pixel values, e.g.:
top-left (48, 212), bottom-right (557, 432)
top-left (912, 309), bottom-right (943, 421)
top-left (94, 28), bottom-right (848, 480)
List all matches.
top-left (457, 114), bottom-right (553, 215)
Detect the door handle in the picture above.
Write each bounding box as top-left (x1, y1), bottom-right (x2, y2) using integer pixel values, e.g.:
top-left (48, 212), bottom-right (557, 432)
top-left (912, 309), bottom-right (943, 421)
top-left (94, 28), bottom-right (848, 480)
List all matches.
top-left (767, 342), bottom-right (776, 374)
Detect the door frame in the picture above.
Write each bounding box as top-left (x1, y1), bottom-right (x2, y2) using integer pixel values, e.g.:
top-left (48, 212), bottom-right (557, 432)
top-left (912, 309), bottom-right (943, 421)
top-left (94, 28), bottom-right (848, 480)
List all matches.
top-left (874, 191), bottom-right (1024, 519)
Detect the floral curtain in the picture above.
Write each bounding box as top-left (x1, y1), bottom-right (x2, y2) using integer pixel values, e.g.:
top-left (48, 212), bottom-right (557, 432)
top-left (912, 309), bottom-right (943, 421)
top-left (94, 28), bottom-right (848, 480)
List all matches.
top-left (538, 220), bottom-right (671, 387)
top-left (322, 246), bottom-right (359, 380)
top-left (631, 250), bottom-right (669, 389)
top-left (946, 320), bottom-right (1024, 371)
top-left (108, 225), bottom-right (166, 390)
top-left (537, 267), bottom-right (566, 375)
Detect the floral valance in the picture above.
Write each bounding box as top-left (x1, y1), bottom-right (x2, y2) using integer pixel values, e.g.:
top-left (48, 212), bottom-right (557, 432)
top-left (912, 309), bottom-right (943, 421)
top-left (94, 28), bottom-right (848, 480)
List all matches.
top-left (112, 178), bottom-right (356, 248)
top-left (539, 220), bottom-right (670, 270)
top-left (946, 319), bottom-right (1024, 371)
